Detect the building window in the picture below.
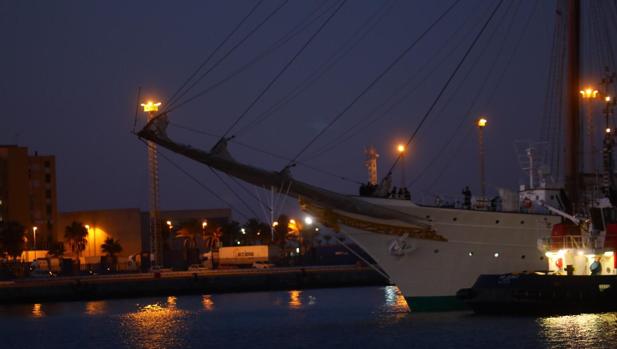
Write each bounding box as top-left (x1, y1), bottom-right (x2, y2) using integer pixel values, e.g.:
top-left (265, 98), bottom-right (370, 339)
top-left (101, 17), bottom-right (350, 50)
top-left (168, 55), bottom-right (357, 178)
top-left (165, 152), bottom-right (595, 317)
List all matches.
top-left (46, 205), bottom-right (52, 215)
top-left (44, 161), bottom-right (50, 168)
top-left (45, 174), bottom-right (51, 183)
top-left (45, 190), bottom-right (51, 198)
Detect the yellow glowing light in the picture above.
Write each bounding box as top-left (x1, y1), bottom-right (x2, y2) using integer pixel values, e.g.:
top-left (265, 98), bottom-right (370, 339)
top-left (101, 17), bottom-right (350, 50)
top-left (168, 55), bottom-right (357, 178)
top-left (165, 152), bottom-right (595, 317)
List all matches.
top-left (477, 117), bottom-right (488, 128)
top-left (577, 250), bottom-right (585, 256)
top-left (272, 221), bottom-right (279, 227)
top-left (141, 101), bottom-right (161, 112)
top-left (606, 96), bottom-right (612, 102)
top-left (166, 220), bottom-right (172, 226)
top-left (202, 221), bottom-right (208, 229)
top-left (545, 251), bottom-right (554, 258)
top-left (604, 251), bottom-right (614, 257)
top-left (607, 128), bottom-right (612, 134)
top-left (85, 224), bottom-right (90, 230)
top-left (580, 88), bottom-right (599, 99)
top-left (397, 144), bottom-right (405, 153)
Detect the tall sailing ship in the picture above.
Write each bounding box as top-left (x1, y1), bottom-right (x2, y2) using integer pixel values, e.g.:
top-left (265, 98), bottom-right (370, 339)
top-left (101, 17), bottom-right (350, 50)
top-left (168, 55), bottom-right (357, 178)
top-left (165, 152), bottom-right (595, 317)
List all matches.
top-left (138, 0), bottom-right (617, 310)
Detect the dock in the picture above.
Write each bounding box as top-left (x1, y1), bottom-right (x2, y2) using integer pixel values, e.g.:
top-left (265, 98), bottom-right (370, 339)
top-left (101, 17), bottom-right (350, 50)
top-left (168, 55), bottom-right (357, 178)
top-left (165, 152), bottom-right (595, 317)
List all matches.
top-left (0, 265), bottom-right (388, 304)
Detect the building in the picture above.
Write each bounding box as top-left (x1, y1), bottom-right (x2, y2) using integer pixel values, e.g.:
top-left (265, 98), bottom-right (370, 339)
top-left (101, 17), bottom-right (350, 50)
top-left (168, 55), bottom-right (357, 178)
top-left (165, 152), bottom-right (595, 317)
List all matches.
top-left (0, 146), bottom-right (58, 249)
top-left (58, 208), bottom-right (142, 261)
top-left (55, 208), bottom-right (231, 264)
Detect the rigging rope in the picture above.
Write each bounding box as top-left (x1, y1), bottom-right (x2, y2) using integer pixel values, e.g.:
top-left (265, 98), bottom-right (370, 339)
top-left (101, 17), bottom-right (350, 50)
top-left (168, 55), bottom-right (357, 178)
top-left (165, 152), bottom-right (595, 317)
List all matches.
top-left (138, 139), bottom-right (252, 220)
top-left (233, 0), bottom-right (395, 137)
top-left (207, 167), bottom-right (261, 218)
top-left (286, 0), bottom-right (463, 167)
top-left (165, 0), bottom-right (265, 108)
top-left (302, 0), bottom-right (485, 161)
top-left (409, 0), bottom-right (521, 188)
top-left (170, 121), bottom-right (363, 184)
top-left (384, 0), bottom-right (504, 179)
top-left (221, 0), bottom-right (349, 138)
top-left (163, 0), bottom-right (291, 114)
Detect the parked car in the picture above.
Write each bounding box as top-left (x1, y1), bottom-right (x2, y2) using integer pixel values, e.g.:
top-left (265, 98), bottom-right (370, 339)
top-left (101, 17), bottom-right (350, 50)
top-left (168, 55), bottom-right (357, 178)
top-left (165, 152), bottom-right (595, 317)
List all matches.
top-left (252, 261), bottom-right (275, 269)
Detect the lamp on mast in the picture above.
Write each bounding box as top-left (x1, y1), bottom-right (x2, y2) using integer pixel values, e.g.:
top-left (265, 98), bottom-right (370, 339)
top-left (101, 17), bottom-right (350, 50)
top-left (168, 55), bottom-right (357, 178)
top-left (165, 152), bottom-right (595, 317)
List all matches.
top-left (142, 100), bottom-right (162, 267)
top-left (580, 87), bottom-right (599, 172)
top-left (477, 117), bottom-right (487, 206)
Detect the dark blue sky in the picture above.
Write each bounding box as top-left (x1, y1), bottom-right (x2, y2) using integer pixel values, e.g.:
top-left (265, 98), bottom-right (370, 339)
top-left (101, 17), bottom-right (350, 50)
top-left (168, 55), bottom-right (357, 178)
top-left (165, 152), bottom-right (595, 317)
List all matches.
top-left (1, 0), bottom-right (564, 222)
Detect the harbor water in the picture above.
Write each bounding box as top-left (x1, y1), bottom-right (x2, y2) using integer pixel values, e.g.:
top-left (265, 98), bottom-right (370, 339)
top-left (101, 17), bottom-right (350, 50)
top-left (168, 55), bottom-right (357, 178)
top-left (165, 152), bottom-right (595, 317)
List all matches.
top-left (1, 286), bottom-right (616, 349)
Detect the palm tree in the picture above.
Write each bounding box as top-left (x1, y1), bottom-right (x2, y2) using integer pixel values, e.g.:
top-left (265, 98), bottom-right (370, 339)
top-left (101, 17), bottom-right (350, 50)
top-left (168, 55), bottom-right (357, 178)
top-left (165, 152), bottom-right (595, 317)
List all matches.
top-left (0, 221), bottom-right (26, 261)
top-left (101, 238), bottom-right (122, 257)
top-left (64, 221), bottom-right (88, 259)
top-left (175, 219), bottom-right (200, 265)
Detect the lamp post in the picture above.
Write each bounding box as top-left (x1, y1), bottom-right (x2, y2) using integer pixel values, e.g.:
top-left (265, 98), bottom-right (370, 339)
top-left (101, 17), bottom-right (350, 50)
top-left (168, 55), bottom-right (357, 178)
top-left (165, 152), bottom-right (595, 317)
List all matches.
top-left (477, 117), bottom-right (488, 206)
top-left (397, 144), bottom-right (406, 189)
top-left (85, 224), bottom-right (92, 257)
top-left (142, 100), bottom-right (162, 266)
top-left (580, 87), bottom-right (599, 172)
top-left (32, 226), bottom-right (37, 260)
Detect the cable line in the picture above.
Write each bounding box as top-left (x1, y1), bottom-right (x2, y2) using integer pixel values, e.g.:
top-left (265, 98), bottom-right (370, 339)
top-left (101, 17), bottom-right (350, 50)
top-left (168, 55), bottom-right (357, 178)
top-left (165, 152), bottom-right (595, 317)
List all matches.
top-left (286, 0), bottom-right (463, 167)
top-left (384, 0), bottom-right (504, 178)
top-left (138, 139), bottom-right (252, 220)
top-left (234, 0), bottom-right (395, 137)
top-left (166, 0), bottom-right (265, 108)
top-left (169, 121), bottom-right (363, 184)
top-left (221, 0), bottom-right (349, 138)
top-left (164, 0), bottom-right (290, 113)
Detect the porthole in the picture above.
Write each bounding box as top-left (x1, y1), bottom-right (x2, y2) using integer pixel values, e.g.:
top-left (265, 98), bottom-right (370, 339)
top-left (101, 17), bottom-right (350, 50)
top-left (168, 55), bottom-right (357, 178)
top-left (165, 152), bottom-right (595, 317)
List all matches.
top-left (452, 217), bottom-right (457, 222)
top-left (520, 220), bottom-right (525, 224)
top-left (521, 255), bottom-right (526, 259)
top-left (434, 249), bottom-right (439, 254)
top-left (495, 220), bottom-right (500, 224)
top-left (540, 256), bottom-right (544, 260)
top-left (426, 215), bottom-right (431, 219)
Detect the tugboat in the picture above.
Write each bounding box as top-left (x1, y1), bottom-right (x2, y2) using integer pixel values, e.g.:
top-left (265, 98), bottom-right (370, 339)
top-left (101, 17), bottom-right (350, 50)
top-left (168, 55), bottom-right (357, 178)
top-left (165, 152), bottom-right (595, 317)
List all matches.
top-left (457, 195), bottom-right (617, 315)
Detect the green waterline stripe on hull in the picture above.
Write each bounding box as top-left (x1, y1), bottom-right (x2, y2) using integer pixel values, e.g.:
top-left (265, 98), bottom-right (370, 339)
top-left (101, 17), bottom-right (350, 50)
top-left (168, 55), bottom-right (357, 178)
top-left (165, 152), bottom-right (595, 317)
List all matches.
top-left (405, 296), bottom-right (470, 312)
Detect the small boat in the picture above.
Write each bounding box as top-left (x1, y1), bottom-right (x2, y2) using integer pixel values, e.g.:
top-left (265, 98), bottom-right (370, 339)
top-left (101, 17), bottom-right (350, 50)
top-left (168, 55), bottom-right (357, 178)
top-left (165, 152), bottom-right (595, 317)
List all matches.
top-left (457, 272), bottom-right (617, 315)
top-left (458, 217), bottom-right (617, 315)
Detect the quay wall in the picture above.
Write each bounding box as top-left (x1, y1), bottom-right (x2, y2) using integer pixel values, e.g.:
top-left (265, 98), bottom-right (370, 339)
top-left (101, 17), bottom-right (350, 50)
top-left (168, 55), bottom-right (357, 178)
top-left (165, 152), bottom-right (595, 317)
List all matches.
top-left (0, 266), bottom-right (388, 303)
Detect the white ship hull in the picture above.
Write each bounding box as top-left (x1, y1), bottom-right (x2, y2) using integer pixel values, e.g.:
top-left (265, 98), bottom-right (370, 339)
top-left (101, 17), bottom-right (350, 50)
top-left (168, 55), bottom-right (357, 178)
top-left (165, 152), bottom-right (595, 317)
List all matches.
top-left (334, 198), bottom-right (561, 310)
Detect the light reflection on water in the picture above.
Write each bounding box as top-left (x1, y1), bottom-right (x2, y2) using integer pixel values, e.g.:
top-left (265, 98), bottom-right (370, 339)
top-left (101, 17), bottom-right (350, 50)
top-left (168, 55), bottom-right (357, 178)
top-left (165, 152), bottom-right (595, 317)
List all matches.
top-left (31, 303), bottom-right (44, 318)
top-left (84, 301), bottom-right (106, 316)
top-left (538, 313), bottom-right (617, 348)
top-left (201, 295), bottom-right (214, 311)
top-left (120, 300), bottom-right (190, 349)
top-left (2, 287), bottom-right (617, 348)
top-left (383, 285), bottom-right (410, 313)
top-left (289, 290), bottom-right (302, 309)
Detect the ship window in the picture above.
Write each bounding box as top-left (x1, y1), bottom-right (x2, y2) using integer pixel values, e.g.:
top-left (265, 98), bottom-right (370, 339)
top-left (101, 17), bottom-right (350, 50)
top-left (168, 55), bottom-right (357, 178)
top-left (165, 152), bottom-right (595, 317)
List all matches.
top-left (495, 220), bottom-right (500, 224)
top-left (521, 255), bottom-right (526, 259)
top-left (520, 220), bottom-right (525, 224)
top-left (494, 252), bottom-right (499, 258)
top-left (452, 217), bottom-right (457, 222)
top-left (425, 215), bottom-right (430, 219)
top-left (540, 256), bottom-right (544, 260)
top-left (433, 249), bottom-right (439, 254)
top-left (468, 252), bottom-right (473, 256)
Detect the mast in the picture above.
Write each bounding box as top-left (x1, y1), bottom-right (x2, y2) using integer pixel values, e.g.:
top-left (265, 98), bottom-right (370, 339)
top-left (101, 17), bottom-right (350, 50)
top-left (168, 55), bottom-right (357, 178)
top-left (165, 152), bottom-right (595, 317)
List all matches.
top-left (565, 0), bottom-right (581, 212)
top-left (364, 146), bottom-right (379, 185)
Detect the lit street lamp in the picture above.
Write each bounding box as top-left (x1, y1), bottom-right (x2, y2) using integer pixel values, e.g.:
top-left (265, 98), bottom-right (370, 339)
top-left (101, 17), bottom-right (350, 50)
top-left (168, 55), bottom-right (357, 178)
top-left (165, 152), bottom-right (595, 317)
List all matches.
top-left (32, 226), bottom-right (38, 260)
top-left (477, 117), bottom-right (488, 205)
top-left (396, 144), bottom-right (406, 188)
